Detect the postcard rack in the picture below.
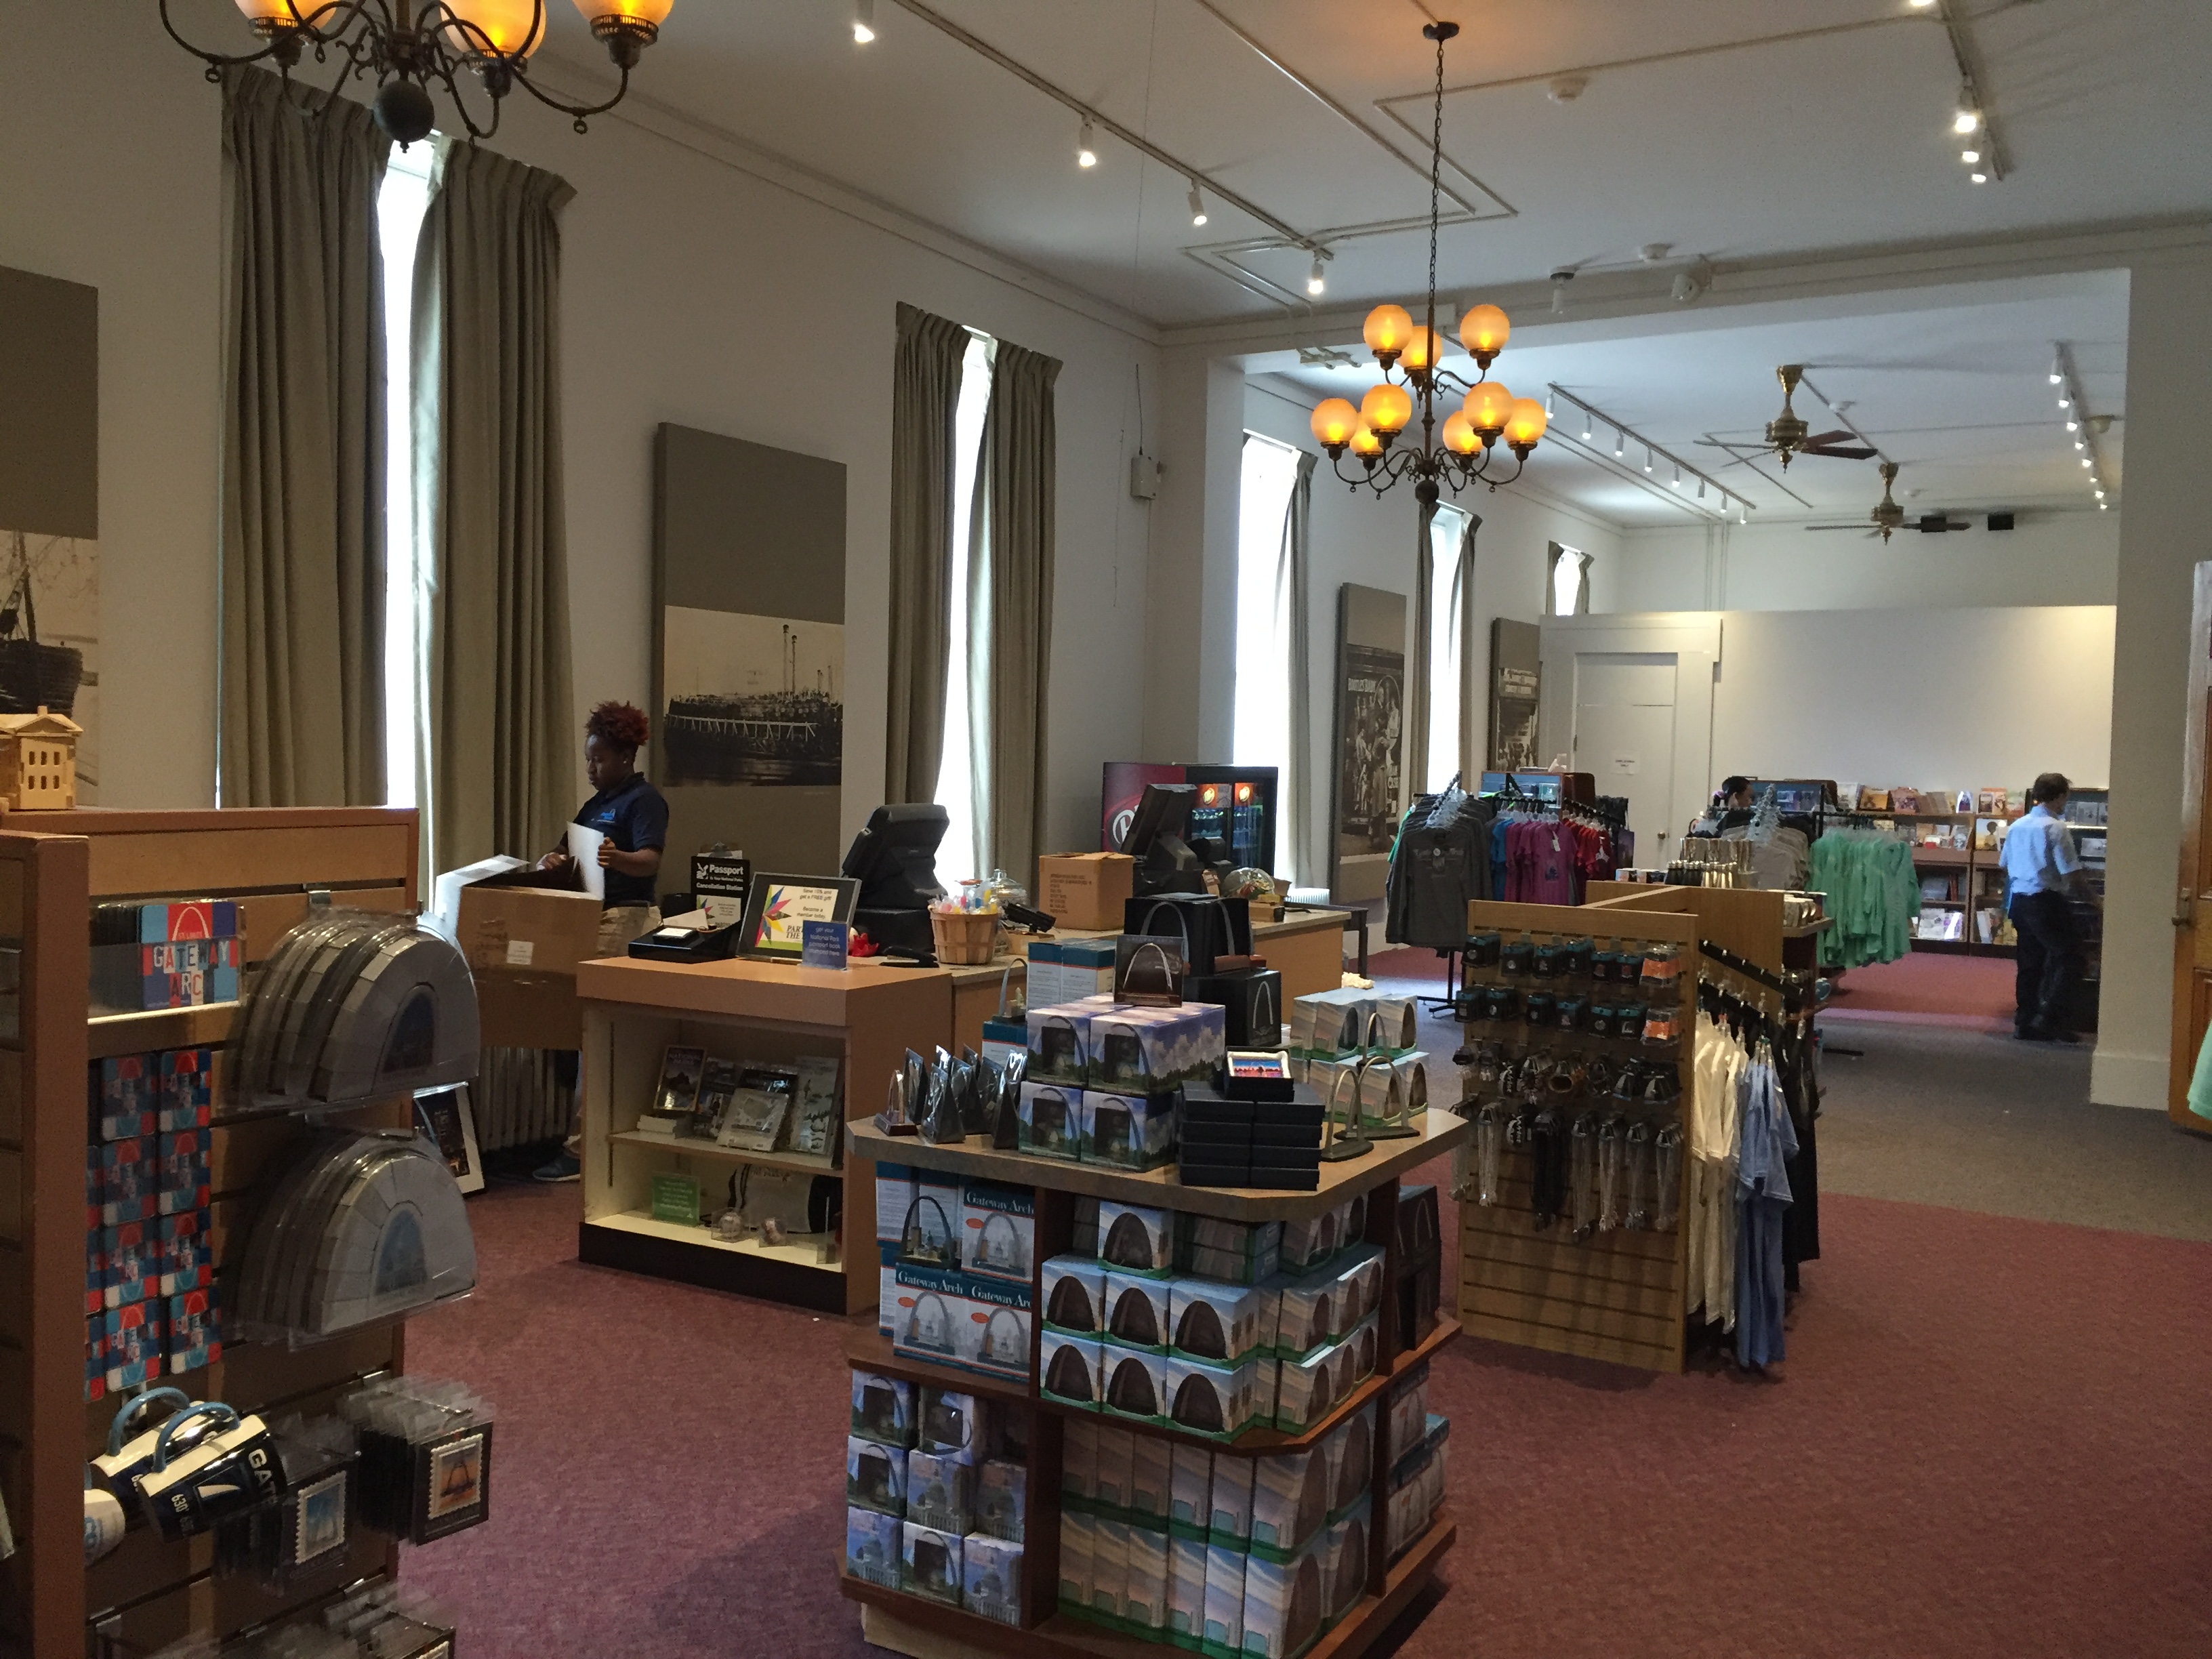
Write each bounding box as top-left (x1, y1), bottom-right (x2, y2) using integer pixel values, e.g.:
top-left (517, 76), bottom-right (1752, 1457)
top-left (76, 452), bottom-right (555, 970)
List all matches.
top-left (837, 1116), bottom-right (1467, 1659)
top-left (0, 808), bottom-right (428, 1658)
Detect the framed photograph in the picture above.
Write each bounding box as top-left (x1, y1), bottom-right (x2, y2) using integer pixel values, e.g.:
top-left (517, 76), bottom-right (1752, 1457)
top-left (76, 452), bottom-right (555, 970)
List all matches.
top-left (739, 873), bottom-right (859, 958)
top-left (654, 1046), bottom-right (707, 1117)
top-left (414, 1086), bottom-right (484, 1195)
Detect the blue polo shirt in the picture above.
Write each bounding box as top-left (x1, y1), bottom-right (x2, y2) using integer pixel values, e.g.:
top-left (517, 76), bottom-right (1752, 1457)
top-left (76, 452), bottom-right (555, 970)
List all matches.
top-left (575, 773), bottom-right (668, 907)
top-left (1999, 804), bottom-right (2080, 899)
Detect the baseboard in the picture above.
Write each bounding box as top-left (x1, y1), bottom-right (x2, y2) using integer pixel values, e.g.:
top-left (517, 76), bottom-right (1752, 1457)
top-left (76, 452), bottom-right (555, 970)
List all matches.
top-left (2090, 1047), bottom-right (2169, 1111)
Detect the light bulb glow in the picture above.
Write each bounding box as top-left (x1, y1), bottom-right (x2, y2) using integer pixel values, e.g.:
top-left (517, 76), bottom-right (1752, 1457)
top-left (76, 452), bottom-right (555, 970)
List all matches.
top-left (1307, 251), bottom-right (1327, 296)
top-left (1400, 325), bottom-right (1442, 373)
top-left (2066, 420), bottom-right (2078, 431)
top-left (1961, 148), bottom-right (1980, 163)
top-left (1349, 423), bottom-right (1382, 457)
top-left (1309, 398), bottom-right (1359, 450)
top-left (1187, 183), bottom-right (1207, 226)
top-left (1078, 117), bottom-right (1097, 168)
top-left (853, 0), bottom-right (876, 43)
top-left (1954, 108), bottom-right (1981, 135)
top-left (2081, 457), bottom-right (2093, 468)
top-left (446, 0), bottom-right (545, 55)
top-left (1969, 171), bottom-right (1988, 184)
top-left (575, 0), bottom-right (675, 29)
top-left (1669, 464), bottom-right (1682, 489)
top-left (1441, 411), bottom-right (1481, 455)
top-left (1360, 383), bottom-right (1412, 436)
top-left (1643, 447), bottom-right (1654, 474)
top-left (1361, 304), bottom-right (1412, 360)
top-left (1504, 398), bottom-right (1549, 449)
top-left (1457, 302), bottom-right (1510, 361)
top-left (1613, 428), bottom-right (1624, 459)
top-left (1463, 380), bottom-right (1515, 435)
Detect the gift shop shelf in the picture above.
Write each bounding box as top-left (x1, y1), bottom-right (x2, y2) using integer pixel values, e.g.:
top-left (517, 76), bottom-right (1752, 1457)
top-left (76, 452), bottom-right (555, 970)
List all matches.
top-left (837, 1110), bottom-right (1469, 1659)
top-left (575, 955), bottom-right (954, 1317)
top-left (846, 1110), bottom-right (1462, 1225)
top-left (0, 807), bottom-right (426, 1658)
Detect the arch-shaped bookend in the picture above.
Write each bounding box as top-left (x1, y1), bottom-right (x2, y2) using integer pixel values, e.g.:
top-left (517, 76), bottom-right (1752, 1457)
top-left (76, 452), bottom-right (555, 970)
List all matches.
top-left (1361, 1050), bottom-right (1418, 1141)
top-left (1319, 1065), bottom-right (1372, 1164)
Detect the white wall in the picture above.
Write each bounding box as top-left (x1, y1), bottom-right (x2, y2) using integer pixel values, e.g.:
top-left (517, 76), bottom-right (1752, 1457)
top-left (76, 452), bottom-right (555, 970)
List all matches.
top-left (1708, 606), bottom-right (2115, 792)
top-left (0, 9), bottom-right (1160, 859)
top-left (1596, 511), bottom-right (2120, 614)
top-left (1240, 377), bottom-right (1624, 883)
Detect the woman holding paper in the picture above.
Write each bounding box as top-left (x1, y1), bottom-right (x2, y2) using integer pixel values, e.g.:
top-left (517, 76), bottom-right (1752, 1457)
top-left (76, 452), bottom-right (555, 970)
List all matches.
top-left (534, 702), bottom-right (669, 1181)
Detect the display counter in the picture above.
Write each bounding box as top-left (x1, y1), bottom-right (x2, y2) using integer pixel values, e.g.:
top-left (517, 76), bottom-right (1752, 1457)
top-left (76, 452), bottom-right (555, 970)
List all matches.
top-left (574, 954), bottom-right (953, 1313)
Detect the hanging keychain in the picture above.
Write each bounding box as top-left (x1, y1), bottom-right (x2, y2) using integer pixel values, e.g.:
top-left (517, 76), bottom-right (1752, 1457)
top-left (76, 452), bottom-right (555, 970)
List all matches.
top-left (1623, 1118), bottom-right (1653, 1230)
top-left (1596, 1115), bottom-right (1624, 1232)
top-left (1475, 1102), bottom-right (1504, 1207)
top-left (1653, 1121), bottom-right (1683, 1233)
top-left (1569, 1112), bottom-right (1597, 1242)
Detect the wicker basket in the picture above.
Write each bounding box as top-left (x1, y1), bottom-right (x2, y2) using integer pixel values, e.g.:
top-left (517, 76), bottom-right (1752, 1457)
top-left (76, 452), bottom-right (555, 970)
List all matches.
top-left (930, 909), bottom-right (1000, 965)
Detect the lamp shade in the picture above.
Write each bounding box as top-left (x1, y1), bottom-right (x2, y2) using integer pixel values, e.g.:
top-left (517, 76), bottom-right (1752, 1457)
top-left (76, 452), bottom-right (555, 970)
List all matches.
top-left (575, 0), bottom-right (676, 24)
top-left (1309, 398), bottom-right (1360, 449)
top-left (1359, 384), bottom-right (1412, 436)
top-left (1362, 304), bottom-right (1412, 361)
top-left (1349, 424), bottom-right (1383, 457)
top-left (1463, 380), bottom-right (1514, 434)
top-left (445, 0), bottom-right (546, 54)
top-left (1504, 398), bottom-right (1549, 448)
top-left (234, 0), bottom-right (302, 21)
top-left (1458, 303), bottom-right (1510, 359)
top-left (1441, 411), bottom-right (1480, 455)
top-left (1400, 325), bottom-right (1442, 373)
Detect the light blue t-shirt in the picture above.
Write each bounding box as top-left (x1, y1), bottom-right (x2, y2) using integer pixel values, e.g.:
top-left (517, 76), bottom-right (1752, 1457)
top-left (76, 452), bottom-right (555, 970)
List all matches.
top-left (1999, 804), bottom-right (2081, 898)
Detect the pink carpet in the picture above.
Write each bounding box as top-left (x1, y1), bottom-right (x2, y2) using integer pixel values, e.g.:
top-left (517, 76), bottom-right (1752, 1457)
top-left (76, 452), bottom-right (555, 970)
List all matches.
top-left (402, 1172), bottom-right (2212, 1659)
top-left (1823, 950), bottom-right (2019, 1029)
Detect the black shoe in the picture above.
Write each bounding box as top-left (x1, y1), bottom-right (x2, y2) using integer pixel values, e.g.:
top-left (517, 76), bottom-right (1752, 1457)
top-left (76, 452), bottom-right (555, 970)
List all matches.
top-left (2014, 1027), bottom-right (2049, 1043)
top-left (2045, 1029), bottom-right (2081, 1044)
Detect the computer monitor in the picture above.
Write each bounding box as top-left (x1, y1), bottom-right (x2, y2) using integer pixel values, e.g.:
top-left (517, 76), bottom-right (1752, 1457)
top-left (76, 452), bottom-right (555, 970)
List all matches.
top-left (842, 804), bottom-right (949, 952)
top-left (1122, 783), bottom-right (1207, 897)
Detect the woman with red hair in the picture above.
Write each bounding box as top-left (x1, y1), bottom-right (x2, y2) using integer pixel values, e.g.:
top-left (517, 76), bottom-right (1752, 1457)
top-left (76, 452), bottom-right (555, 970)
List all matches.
top-left (535, 701), bottom-right (669, 1180)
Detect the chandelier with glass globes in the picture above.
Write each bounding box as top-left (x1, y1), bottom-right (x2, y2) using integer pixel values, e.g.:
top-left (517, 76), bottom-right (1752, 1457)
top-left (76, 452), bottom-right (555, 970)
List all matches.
top-left (1305, 22), bottom-right (1547, 506)
top-left (161, 1), bottom-right (676, 146)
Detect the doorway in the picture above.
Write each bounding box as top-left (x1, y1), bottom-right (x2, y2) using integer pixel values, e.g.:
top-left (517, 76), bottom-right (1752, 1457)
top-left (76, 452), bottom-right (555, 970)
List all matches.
top-left (1572, 653), bottom-right (1679, 869)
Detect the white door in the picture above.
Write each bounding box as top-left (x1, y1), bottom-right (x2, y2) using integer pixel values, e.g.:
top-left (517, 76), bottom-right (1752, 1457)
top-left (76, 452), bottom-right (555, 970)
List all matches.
top-left (1573, 654), bottom-right (1679, 867)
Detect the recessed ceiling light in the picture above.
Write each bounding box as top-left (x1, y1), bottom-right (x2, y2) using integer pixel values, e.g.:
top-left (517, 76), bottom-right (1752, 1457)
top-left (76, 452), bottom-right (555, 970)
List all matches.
top-left (1078, 117), bottom-right (1098, 169)
top-left (853, 0), bottom-right (876, 44)
top-left (1187, 182), bottom-right (1207, 227)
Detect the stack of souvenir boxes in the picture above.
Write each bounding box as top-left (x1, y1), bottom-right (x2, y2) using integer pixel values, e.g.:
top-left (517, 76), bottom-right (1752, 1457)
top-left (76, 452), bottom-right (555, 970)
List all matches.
top-left (1057, 1404), bottom-right (1377, 1655)
top-left (842, 1374), bottom-right (1031, 1626)
top-left (882, 1170), bottom-right (1035, 1385)
top-left (91, 900), bottom-right (243, 1014)
top-left (1019, 996), bottom-right (1226, 1172)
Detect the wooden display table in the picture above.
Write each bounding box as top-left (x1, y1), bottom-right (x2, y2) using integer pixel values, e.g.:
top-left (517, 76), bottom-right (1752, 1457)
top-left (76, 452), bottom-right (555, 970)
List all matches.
top-left (839, 1114), bottom-right (1470, 1659)
top-left (574, 955), bottom-right (952, 1313)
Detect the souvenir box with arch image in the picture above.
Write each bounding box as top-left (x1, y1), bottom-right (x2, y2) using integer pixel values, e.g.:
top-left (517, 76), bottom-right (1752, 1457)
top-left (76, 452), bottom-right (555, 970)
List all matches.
top-left (878, 1167), bottom-right (1036, 1385)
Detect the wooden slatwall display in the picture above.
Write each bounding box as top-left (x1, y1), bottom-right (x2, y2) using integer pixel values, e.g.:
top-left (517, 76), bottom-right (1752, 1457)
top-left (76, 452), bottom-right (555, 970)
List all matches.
top-left (1454, 899), bottom-right (1697, 1373)
top-left (0, 808), bottom-right (420, 1659)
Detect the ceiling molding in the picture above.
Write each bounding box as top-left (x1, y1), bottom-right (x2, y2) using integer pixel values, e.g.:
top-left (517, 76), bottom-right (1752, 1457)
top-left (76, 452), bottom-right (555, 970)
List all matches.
top-left (521, 52), bottom-right (1169, 346)
top-left (1160, 213), bottom-right (2212, 356)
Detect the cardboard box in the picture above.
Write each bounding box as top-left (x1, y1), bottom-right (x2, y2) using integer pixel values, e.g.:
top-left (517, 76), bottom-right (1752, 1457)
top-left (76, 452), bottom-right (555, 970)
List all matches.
top-left (1059, 1510), bottom-right (1097, 1613)
top-left (1090, 1517), bottom-right (1131, 1621)
top-left (1082, 1087), bottom-right (1177, 1171)
top-left (1101, 1347), bottom-right (1174, 1425)
top-left (1062, 1417), bottom-right (1099, 1502)
top-left (1164, 1354), bottom-right (1266, 1441)
top-left (901, 1520), bottom-right (964, 1604)
top-left (457, 870), bottom-right (605, 1047)
top-left (1125, 1524), bottom-right (1170, 1635)
top-left (961, 1180), bottom-right (1036, 1282)
top-left (1104, 1271), bottom-right (1172, 1353)
top-left (844, 1507), bottom-right (903, 1589)
top-left (1094, 1425), bottom-right (1136, 1511)
top-left (1170, 1278), bottom-right (1267, 1364)
top-left (1128, 1433), bottom-right (1172, 1528)
top-left (1038, 853), bottom-right (1136, 931)
top-left (474, 970), bottom-right (585, 1050)
top-left (1043, 1254), bottom-right (1107, 1334)
top-left (846, 1435), bottom-right (907, 1515)
top-left (1208, 1454), bottom-right (1254, 1545)
top-left (1170, 1445), bottom-right (1213, 1535)
top-left (1204, 1542), bottom-right (1248, 1656)
top-left (962, 1533), bottom-right (1023, 1626)
top-left (1170, 1535), bottom-right (1210, 1643)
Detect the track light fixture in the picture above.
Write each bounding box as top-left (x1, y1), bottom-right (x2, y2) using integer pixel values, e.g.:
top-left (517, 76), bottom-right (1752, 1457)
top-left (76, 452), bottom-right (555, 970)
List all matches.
top-left (1613, 428), bottom-right (1625, 459)
top-left (1078, 117), bottom-right (1098, 168)
top-left (1969, 171), bottom-right (1988, 184)
top-left (1643, 447), bottom-right (1654, 475)
top-left (1954, 102), bottom-right (1981, 136)
top-left (1307, 249), bottom-right (1327, 296)
top-left (853, 0), bottom-right (876, 44)
top-left (1187, 181), bottom-right (1207, 227)
top-left (1670, 464), bottom-right (1682, 490)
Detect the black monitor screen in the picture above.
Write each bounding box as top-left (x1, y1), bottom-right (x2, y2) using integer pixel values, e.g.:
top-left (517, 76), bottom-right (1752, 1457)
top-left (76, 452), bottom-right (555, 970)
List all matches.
top-left (1121, 784), bottom-right (1195, 861)
top-left (841, 804), bottom-right (949, 910)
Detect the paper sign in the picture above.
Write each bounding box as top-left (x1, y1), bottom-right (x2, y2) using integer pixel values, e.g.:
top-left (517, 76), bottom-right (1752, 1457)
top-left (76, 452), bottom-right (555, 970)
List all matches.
top-left (1612, 756), bottom-right (1638, 775)
top-left (504, 940), bottom-right (535, 968)
top-left (802, 921), bottom-right (851, 971)
top-left (567, 823), bottom-right (607, 901)
top-left (650, 1174), bottom-right (702, 1227)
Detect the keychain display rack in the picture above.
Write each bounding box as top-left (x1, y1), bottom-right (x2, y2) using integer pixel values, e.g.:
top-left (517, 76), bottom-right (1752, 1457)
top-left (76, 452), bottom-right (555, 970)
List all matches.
top-left (0, 808), bottom-right (438, 1658)
top-left (1453, 886), bottom-right (1822, 1375)
top-left (839, 1115), bottom-right (1469, 1659)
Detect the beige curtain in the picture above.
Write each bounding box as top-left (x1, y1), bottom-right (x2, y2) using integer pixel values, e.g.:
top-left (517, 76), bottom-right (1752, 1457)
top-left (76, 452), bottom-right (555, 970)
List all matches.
top-left (413, 141), bottom-right (577, 873)
top-left (884, 304), bottom-right (973, 805)
top-left (1410, 504), bottom-right (1480, 795)
top-left (1452, 510), bottom-right (1480, 779)
top-left (976, 340), bottom-right (1061, 890)
top-left (219, 68), bottom-right (388, 807)
top-left (1283, 450), bottom-right (1317, 886)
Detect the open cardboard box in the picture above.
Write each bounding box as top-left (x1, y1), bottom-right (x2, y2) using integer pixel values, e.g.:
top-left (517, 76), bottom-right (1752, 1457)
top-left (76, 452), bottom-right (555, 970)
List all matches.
top-left (453, 864), bottom-right (606, 1048)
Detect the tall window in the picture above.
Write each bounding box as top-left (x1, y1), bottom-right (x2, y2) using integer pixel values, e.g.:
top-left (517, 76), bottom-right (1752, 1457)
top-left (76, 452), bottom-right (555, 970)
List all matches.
top-left (1425, 502), bottom-right (1469, 792)
top-left (934, 330), bottom-right (996, 886)
top-left (1233, 434), bottom-right (1303, 771)
top-left (1548, 541), bottom-right (1591, 616)
top-left (377, 142), bottom-right (435, 812)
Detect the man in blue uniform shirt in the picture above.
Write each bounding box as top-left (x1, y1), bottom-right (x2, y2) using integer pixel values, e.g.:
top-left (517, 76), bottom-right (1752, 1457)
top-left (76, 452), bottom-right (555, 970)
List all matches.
top-left (1999, 772), bottom-right (2091, 1043)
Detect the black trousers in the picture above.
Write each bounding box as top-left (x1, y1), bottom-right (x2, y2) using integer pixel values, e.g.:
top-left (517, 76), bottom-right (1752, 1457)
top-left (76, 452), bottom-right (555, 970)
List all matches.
top-left (2009, 890), bottom-right (2081, 1033)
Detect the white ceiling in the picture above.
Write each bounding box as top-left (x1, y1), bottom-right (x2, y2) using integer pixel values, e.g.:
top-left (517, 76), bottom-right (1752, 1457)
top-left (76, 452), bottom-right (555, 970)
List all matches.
top-left (534, 0), bottom-right (2205, 329)
top-left (1263, 272), bottom-right (2129, 527)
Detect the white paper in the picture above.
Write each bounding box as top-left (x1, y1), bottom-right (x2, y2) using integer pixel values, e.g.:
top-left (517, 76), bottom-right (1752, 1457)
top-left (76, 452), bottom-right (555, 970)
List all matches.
top-left (567, 823), bottom-right (607, 901)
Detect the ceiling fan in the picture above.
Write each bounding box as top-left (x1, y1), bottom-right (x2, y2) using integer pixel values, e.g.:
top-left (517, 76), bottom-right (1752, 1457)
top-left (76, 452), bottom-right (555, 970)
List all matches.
top-left (1804, 462), bottom-right (1967, 541)
top-left (1759, 365), bottom-right (1879, 469)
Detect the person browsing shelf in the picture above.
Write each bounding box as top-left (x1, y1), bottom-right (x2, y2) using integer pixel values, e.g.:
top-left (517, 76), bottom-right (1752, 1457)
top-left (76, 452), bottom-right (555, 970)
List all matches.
top-left (1999, 771), bottom-right (2092, 1044)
